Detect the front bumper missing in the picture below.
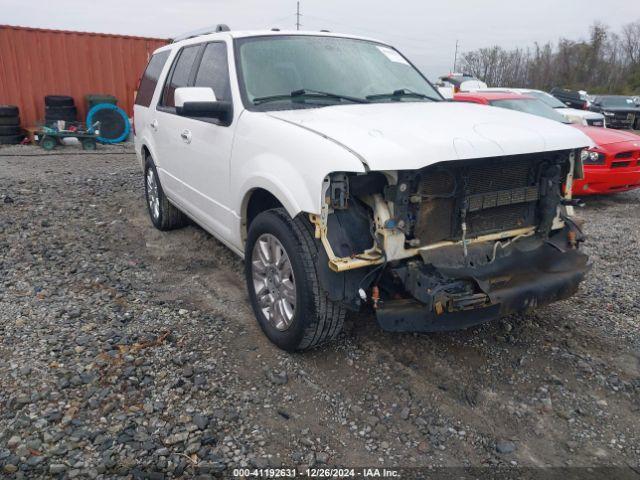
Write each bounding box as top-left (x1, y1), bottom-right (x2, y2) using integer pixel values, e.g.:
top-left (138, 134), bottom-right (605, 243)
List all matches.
top-left (376, 240), bottom-right (590, 333)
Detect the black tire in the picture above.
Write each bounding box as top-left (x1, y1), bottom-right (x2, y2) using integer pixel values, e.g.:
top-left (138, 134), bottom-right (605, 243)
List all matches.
top-left (0, 135), bottom-right (23, 145)
top-left (0, 126), bottom-right (20, 135)
top-left (245, 208), bottom-right (346, 351)
top-left (144, 157), bottom-right (186, 231)
top-left (85, 94), bottom-right (117, 108)
top-left (0, 116), bottom-right (19, 126)
top-left (44, 95), bottom-right (74, 107)
top-left (0, 105), bottom-right (19, 117)
top-left (81, 138), bottom-right (96, 150)
top-left (45, 105), bottom-right (77, 117)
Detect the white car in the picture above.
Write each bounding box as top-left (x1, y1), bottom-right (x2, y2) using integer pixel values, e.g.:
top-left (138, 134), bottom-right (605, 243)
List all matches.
top-left (481, 88), bottom-right (606, 127)
top-left (436, 73), bottom-right (488, 99)
top-left (134, 28), bottom-right (592, 351)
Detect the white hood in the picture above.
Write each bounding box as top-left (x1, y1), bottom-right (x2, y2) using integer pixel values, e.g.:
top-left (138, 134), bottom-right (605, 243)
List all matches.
top-left (267, 102), bottom-right (593, 170)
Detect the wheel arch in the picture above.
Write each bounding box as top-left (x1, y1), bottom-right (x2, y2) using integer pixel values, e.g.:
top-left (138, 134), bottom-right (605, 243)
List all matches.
top-left (240, 185), bottom-right (299, 244)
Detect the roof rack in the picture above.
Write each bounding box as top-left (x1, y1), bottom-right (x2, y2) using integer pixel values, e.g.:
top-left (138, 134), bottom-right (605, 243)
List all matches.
top-left (171, 24), bottom-right (230, 43)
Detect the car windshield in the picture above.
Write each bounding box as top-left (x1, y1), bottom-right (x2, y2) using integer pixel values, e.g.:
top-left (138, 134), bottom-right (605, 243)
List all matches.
top-left (490, 98), bottom-right (570, 123)
top-left (599, 96), bottom-right (636, 108)
top-left (236, 35), bottom-right (441, 109)
top-left (527, 91), bottom-right (566, 109)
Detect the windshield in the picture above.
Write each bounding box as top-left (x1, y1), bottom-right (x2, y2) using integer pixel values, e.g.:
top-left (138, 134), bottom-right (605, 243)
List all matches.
top-left (527, 91), bottom-right (566, 109)
top-left (599, 96), bottom-right (636, 108)
top-left (490, 98), bottom-right (569, 123)
top-left (236, 35), bottom-right (441, 109)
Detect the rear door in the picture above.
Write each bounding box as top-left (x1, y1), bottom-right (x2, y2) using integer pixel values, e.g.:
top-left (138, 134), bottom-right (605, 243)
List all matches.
top-left (154, 41), bottom-right (236, 239)
top-left (153, 44), bottom-right (202, 203)
top-left (133, 50), bottom-right (170, 167)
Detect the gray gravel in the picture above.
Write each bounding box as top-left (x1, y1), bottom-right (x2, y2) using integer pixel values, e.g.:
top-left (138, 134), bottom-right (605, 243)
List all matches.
top-left (1, 144), bottom-right (639, 478)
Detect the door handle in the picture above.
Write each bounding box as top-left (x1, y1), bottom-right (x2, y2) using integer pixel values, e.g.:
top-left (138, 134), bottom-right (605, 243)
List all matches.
top-left (150, 119), bottom-right (158, 131)
top-left (180, 129), bottom-right (192, 144)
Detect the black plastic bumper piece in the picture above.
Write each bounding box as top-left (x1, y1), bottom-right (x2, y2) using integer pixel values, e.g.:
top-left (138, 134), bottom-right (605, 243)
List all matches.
top-left (375, 243), bottom-right (590, 333)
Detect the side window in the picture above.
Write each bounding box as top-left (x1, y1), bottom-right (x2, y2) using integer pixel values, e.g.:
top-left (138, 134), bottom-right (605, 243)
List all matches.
top-left (194, 42), bottom-right (231, 102)
top-left (160, 45), bottom-right (200, 108)
top-left (135, 51), bottom-right (170, 107)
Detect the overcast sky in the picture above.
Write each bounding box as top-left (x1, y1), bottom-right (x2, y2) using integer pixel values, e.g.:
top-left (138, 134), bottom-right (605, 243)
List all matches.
top-left (3, 0), bottom-right (639, 78)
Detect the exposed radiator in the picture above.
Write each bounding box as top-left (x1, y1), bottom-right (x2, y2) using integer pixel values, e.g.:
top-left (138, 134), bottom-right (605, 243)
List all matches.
top-left (412, 153), bottom-right (565, 245)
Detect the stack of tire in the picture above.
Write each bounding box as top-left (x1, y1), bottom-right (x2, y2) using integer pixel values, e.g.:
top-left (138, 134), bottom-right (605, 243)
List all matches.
top-left (0, 105), bottom-right (23, 145)
top-left (85, 94), bottom-right (117, 110)
top-left (45, 95), bottom-right (77, 125)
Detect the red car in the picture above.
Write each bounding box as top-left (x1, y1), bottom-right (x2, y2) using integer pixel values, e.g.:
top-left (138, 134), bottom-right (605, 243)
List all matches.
top-left (454, 92), bottom-right (640, 195)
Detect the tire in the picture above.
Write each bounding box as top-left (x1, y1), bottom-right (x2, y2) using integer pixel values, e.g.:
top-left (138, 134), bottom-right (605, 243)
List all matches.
top-left (0, 126), bottom-right (20, 135)
top-left (45, 105), bottom-right (77, 117)
top-left (144, 157), bottom-right (186, 231)
top-left (0, 105), bottom-right (19, 117)
top-left (0, 116), bottom-right (19, 126)
top-left (85, 94), bottom-right (117, 108)
top-left (44, 95), bottom-right (74, 107)
top-left (0, 135), bottom-right (23, 145)
top-left (40, 136), bottom-right (56, 150)
top-left (245, 208), bottom-right (346, 351)
top-left (81, 138), bottom-right (96, 150)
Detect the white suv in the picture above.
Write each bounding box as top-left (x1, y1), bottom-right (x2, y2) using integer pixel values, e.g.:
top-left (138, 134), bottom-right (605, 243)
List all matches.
top-left (134, 28), bottom-right (592, 351)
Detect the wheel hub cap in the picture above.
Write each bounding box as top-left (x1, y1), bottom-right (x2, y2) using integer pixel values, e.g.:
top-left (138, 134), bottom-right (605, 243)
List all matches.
top-left (146, 169), bottom-right (160, 220)
top-left (251, 233), bottom-right (296, 331)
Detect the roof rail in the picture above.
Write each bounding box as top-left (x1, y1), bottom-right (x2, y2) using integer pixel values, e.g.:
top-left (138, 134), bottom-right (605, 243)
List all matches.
top-left (171, 24), bottom-right (230, 43)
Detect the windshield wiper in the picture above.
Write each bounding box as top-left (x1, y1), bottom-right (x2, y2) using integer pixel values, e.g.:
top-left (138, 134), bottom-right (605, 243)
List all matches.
top-left (253, 89), bottom-right (369, 106)
top-left (366, 89), bottom-right (440, 102)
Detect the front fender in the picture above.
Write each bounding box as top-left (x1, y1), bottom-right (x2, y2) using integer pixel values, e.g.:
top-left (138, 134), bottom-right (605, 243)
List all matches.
top-left (230, 110), bottom-right (367, 218)
top-left (238, 156), bottom-right (317, 218)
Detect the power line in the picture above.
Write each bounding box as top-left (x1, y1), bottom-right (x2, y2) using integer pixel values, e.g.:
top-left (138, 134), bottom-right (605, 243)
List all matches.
top-left (302, 14), bottom-right (431, 45)
top-left (262, 14), bottom-right (296, 29)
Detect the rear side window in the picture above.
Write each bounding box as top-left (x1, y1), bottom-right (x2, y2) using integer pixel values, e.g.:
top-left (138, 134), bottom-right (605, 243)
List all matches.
top-left (194, 42), bottom-right (231, 102)
top-left (160, 45), bottom-right (201, 108)
top-left (135, 51), bottom-right (170, 107)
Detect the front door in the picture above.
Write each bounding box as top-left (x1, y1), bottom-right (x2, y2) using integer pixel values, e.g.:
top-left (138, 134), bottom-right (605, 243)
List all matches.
top-left (154, 41), bottom-right (235, 240)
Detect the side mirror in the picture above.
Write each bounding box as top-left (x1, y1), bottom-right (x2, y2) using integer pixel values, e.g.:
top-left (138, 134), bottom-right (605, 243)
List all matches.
top-left (174, 87), bottom-right (233, 125)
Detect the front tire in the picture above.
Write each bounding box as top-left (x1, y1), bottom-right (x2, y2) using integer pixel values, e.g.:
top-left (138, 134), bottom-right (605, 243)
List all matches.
top-left (144, 158), bottom-right (186, 231)
top-left (245, 208), bottom-right (345, 351)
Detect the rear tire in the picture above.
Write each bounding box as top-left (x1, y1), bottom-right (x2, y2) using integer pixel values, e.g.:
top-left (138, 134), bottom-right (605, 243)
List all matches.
top-left (0, 116), bottom-right (19, 126)
top-left (0, 126), bottom-right (20, 135)
top-left (0, 135), bottom-right (23, 145)
top-left (44, 95), bottom-right (74, 107)
top-left (0, 105), bottom-right (19, 117)
top-left (144, 157), bottom-right (187, 231)
top-left (245, 208), bottom-right (345, 351)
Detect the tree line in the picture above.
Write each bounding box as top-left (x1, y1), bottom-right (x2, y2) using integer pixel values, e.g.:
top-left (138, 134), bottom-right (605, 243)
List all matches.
top-left (459, 20), bottom-right (640, 94)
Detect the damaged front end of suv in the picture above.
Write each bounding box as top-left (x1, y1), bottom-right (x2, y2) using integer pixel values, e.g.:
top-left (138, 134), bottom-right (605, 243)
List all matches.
top-left (311, 149), bottom-right (590, 332)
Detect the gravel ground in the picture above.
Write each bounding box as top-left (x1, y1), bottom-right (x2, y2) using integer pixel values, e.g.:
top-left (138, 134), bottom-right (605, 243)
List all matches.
top-left (1, 143), bottom-right (639, 478)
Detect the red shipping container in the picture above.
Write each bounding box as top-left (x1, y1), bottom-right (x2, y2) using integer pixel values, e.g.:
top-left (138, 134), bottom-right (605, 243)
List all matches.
top-left (0, 25), bottom-right (168, 127)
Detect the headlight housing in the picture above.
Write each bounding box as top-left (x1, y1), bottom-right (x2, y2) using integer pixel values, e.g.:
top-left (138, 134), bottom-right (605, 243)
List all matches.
top-left (580, 148), bottom-right (606, 165)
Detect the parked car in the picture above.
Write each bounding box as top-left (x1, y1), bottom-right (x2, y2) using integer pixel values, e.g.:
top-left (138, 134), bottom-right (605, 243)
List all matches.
top-left (435, 73), bottom-right (487, 99)
top-left (454, 91), bottom-right (640, 195)
top-left (550, 87), bottom-right (591, 110)
top-left (589, 95), bottom-right (640, 130)
top-left (482, 88), bottom-right (605, 127)
top-left (134, 28), bottom-right (591, 351)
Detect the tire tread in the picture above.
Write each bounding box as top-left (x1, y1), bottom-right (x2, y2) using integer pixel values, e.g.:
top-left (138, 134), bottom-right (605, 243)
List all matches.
top-left (270, 208), bottom-right (345, 350)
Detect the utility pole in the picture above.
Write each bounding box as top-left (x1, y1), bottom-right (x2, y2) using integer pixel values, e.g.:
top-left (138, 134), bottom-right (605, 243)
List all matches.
top-left (296, 1), bottom-right (301, 30)
top-left (453, 39), bottom-right (459, 73)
